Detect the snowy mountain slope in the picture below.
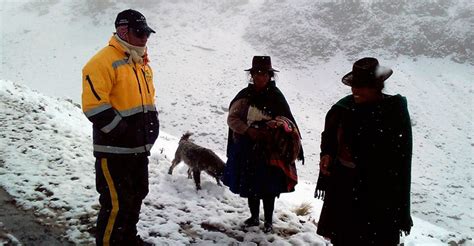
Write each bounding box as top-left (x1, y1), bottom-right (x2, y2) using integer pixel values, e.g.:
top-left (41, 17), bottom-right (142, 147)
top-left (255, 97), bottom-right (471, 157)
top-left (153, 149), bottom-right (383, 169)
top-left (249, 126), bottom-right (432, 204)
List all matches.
top-left (0, 0), bottom-right (473, 243)
top-left (244, 0), bottom-right (474, 67)
top-left (0, 79), bottom-right (468, 245)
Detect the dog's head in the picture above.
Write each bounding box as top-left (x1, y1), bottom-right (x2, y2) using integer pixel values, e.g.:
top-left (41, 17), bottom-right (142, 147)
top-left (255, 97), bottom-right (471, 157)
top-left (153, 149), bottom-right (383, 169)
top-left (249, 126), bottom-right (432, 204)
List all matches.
top-left (208, 157), bottom-right (226, 180)
top-left (180, 132), bottom-right (193, 142)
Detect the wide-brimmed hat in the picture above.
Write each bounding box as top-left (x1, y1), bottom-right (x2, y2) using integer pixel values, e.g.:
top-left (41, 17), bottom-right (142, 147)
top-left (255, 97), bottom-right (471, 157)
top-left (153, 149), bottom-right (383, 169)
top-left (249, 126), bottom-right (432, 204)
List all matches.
top-left (342, 57), bottom-right (393, 87)
top-left (115, 9), bottom-right (156, 34)
top-left (245, 56), bottom-right (279, 72)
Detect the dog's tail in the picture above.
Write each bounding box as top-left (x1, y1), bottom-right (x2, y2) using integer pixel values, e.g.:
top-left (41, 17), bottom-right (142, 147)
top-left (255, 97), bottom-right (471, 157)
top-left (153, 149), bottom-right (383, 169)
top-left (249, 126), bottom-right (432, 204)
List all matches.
top-left (180, 132), bottom-right (193, 141)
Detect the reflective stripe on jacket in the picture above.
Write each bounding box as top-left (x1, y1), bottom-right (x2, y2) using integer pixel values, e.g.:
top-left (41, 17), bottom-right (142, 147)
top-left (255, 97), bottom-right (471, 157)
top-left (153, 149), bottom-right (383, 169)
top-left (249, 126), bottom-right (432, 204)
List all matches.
top-left (82, 36), bottom-right (159, 156)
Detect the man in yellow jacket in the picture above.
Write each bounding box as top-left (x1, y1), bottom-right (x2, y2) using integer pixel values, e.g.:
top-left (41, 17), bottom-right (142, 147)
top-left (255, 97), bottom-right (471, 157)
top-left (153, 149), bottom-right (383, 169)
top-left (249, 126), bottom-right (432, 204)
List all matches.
top-left (82, 9), bottom-right (158, 246)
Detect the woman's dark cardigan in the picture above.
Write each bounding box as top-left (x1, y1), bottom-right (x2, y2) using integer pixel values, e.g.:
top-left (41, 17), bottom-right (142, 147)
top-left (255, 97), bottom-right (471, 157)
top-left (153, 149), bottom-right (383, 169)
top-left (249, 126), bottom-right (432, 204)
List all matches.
top-left (315, 94), bottom-right (413, 242)
top-left (223, 82), bottom-right (304, 197)
top-left (226, 82), bottom-right (304, 161)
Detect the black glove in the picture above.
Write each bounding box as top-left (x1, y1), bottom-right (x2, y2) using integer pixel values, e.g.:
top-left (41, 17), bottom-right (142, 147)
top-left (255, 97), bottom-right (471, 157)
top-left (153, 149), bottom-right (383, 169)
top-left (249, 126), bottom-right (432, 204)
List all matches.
top-left (297, 147), bottom-right (304, 165)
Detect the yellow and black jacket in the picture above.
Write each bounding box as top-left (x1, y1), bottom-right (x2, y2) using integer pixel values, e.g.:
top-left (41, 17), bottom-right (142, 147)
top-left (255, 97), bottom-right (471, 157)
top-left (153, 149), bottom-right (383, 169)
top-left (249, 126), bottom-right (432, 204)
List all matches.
top-left (82, 36), bottom-right (159, 157)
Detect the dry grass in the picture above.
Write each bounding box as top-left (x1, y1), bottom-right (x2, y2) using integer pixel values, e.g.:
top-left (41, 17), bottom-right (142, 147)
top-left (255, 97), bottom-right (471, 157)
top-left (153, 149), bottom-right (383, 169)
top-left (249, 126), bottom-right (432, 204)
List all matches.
top-left (293, 202), bottom-right (313, 216)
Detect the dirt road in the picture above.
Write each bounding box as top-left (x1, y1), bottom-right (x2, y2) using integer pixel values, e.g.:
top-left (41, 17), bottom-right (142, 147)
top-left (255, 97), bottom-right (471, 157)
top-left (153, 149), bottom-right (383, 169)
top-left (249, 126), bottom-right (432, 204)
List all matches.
top-left (0, 187), bottom-right (74, 245)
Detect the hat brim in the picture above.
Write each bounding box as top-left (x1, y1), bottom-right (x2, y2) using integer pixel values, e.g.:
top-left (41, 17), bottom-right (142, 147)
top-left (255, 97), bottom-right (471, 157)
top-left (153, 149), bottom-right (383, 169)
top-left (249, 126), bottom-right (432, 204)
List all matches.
top-left (147, 26), bottom-right (156, 33)
top-left (244, 68), bottom-right (280, 72)
top-left (342, 66), bottom-right (393, 87)
top-left (141, 25), bottom-right (156, 33)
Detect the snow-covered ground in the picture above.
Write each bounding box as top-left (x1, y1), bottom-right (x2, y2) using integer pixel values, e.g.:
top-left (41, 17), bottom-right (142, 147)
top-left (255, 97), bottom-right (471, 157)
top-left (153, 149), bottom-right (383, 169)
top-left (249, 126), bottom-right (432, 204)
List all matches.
top-left (0, 0), bottom-right (473, 245)
top-left (0, 79), bottom-right (469, 245)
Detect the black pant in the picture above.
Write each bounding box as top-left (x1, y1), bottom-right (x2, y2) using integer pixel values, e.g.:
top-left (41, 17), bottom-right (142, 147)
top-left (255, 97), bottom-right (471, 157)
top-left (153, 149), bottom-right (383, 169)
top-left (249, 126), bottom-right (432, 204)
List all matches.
top-left (248, 196), bottom-right (276, 223)
top-left (95, 155), bottom-right (149, 246)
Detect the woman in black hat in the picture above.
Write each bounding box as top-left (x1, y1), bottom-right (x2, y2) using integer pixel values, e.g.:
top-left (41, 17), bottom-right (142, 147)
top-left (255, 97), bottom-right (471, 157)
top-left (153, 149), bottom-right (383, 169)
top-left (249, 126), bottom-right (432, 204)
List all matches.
top-left (315, 57), bottom-right (413, 245)
top-left (223, 56), bottom-right (304, 233)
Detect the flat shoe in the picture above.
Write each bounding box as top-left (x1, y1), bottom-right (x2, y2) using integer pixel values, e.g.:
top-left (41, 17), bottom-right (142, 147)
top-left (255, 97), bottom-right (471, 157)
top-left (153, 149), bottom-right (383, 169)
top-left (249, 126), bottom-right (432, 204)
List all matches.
top-left (263, 222), bottom-right (273, 233)
top-left (243, 217), bottom-right (259, 227)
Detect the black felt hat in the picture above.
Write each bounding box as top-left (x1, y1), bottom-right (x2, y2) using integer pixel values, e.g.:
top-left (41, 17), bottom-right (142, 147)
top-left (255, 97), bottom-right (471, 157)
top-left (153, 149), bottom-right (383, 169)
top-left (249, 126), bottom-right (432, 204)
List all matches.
top-left (245, 56), bottom-right (279, 72)
top-left (342, 57), bottom-right (393, 87)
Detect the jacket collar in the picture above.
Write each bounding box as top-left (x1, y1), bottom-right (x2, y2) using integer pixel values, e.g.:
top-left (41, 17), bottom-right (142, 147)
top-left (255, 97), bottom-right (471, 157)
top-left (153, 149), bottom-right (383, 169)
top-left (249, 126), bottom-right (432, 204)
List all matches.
top-left (108, 35), bottom-right (149, 65)
top-left (109, 35), bottom-right (127, 56)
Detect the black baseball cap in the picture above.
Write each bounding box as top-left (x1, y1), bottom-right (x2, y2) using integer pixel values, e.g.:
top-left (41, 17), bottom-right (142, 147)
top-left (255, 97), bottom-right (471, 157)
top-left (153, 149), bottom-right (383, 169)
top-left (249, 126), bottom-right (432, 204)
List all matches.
top-left (115, 9), bottom-right (155, 34)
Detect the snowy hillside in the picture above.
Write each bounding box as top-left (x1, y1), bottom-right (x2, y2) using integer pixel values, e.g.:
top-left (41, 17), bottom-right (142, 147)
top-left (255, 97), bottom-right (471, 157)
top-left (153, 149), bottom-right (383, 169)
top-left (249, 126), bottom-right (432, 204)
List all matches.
top-left (0, 79), bottom-right (469, 245)
top-left (244, 0), bottom-right (474, 66)
top-left (0, 0), bottom-right (473, 245)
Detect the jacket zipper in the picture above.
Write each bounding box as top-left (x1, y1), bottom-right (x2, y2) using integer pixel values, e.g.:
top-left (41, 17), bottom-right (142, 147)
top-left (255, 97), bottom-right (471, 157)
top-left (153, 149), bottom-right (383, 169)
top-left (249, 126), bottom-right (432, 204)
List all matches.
top-left (86, 75), bottom-right (101, 101)
top-left (133, 67), bottom-right (149, 152)
top-left (132, 68), bottom-right (143, 94)
top-left (141, 69), bottom-right (151, 94)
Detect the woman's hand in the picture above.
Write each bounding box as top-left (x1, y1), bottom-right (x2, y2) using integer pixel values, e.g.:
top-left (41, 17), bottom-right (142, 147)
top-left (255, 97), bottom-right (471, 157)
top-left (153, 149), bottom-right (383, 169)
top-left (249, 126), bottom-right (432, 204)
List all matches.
top-left (319, 155), bottom-right (332, 176)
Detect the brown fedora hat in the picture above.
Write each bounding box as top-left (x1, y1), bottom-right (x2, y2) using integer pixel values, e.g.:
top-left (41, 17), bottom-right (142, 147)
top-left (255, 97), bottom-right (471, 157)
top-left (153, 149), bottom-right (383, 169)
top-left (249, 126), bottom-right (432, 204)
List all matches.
top-left (342, 57), bottom-right (393, 87)
top-left (245, 56), bottom-right (279, 72)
